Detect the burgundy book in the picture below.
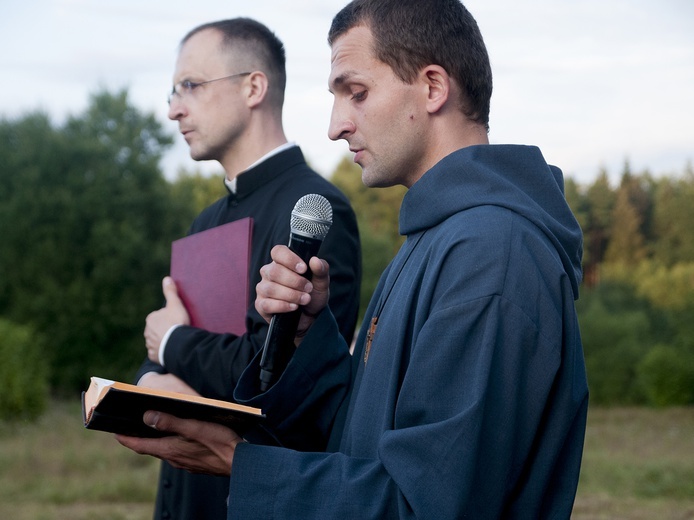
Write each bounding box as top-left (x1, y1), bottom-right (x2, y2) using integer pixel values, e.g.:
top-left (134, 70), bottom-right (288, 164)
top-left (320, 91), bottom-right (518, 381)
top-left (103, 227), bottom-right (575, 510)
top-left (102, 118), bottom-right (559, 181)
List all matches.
top-left (170, 217), bottom-right (253, 336)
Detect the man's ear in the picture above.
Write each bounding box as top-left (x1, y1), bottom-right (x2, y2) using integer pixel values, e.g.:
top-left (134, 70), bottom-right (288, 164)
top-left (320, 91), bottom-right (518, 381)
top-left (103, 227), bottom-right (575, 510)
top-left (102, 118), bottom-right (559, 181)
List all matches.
top-left (421, 65), bottom-right (450, 114)
top-left (245, 71), bottom-right (269, 108)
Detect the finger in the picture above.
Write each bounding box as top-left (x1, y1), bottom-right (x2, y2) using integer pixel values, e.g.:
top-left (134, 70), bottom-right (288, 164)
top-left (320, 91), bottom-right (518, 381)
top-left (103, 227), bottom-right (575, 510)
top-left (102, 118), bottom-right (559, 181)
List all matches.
top-left (255, 278), bottom-right (313, 316)
top-left (270, 245), bottom-right (309, 274)
top-left (162, 276), bottom-right (182, 306)
top-left (308, 257), bottom-right (330, 280)
top-left (144, 411), bottom-right (238, 445)
top-left (115, 433), bottom-right (172, 457)
top-left (260, 259), bottom-right (314, 294)
top-left (256, 268), bottom-right (313, 302)
top-left (143, 411), bottom-right (214, 438)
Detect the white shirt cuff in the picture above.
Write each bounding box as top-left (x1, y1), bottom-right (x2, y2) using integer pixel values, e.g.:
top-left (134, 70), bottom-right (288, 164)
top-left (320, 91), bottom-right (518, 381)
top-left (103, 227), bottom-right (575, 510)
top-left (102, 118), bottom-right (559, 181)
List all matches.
top-left (158, 324), bottom-right (182, 367)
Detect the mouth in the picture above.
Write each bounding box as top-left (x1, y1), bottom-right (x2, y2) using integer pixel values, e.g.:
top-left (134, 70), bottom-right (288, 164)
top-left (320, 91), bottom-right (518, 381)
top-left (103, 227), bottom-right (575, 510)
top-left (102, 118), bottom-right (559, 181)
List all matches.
top-left (350, 147), bottom-right (364, 164)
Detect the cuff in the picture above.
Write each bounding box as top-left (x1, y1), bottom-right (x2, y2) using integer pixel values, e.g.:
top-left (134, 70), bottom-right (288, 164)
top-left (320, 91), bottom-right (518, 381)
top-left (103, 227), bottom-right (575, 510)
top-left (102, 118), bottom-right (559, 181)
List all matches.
top-left (158, 324), bottom-right (181, 367)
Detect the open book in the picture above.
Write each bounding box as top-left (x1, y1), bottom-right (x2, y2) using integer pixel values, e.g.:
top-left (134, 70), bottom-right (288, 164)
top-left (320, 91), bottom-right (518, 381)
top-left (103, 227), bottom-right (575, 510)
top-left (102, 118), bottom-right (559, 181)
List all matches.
top-left (82, 376), bottom-right (264, 438)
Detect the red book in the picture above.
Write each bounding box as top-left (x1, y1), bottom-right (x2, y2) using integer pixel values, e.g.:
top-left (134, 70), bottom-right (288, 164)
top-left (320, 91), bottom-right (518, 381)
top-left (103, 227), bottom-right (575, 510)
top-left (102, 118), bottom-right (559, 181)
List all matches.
top-left (170, 218), bottom-right (253, 336)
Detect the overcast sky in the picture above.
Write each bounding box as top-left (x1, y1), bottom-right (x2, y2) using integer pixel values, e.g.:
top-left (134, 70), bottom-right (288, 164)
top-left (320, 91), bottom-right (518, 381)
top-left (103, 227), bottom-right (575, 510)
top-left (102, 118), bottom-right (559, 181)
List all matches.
top-left (2, 0), bottom-right (692, 186)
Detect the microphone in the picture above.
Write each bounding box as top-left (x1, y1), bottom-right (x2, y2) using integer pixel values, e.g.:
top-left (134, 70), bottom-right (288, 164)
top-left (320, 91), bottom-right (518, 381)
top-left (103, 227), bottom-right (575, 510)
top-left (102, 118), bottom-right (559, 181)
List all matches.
top-left (259, 194), bottom-right (333, 392)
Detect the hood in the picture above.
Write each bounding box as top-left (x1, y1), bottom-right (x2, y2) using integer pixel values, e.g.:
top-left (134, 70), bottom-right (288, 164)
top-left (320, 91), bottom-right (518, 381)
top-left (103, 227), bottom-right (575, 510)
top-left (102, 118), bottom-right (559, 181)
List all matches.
top-left (400, 144), bottom-right (583, 298)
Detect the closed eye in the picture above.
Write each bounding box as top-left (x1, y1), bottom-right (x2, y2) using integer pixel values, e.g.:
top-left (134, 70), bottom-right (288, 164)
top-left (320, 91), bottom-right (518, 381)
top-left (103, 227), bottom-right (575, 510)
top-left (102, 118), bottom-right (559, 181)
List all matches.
top-left (351, 90), bottom-right (367, 102)
top-left (181, 80), bottom-right (202, 92)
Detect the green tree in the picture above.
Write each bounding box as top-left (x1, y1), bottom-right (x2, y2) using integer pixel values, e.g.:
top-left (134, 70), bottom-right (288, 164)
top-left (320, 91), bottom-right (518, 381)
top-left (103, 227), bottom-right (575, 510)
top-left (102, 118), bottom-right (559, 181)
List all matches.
top-left (564, 177), bottom-right (589, 233)
top-left (0, 89), bottom-right (190, 393)
top-left (582, 169), bottom-right (615, 286)
top-left (652, 166), bottom-right (694, 265)
top-left (171, 168), bottom-right (228, 218)
top-left (577, 280), bottom-right (657, 404)
top-left (604, 185), bottom-right (647, 266)
top-left (0, 319), bottom-right (48, 420)
top-left (638, 342), bottom-right (694, 406)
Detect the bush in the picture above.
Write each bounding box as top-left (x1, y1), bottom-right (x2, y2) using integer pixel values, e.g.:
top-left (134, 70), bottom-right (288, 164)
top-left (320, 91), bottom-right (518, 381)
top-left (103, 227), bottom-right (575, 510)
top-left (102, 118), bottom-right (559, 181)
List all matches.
top-left (0, 319), bottom-right (49, 421)
top-left (638, 343), bottom-right (694, 406)
top-left (577, 281), bottom-right (655, 404)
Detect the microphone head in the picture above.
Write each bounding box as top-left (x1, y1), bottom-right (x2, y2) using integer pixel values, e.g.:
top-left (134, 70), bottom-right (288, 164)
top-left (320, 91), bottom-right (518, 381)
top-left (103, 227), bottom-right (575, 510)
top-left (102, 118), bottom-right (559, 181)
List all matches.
top-left (290, 194), bottom-right (333, 240)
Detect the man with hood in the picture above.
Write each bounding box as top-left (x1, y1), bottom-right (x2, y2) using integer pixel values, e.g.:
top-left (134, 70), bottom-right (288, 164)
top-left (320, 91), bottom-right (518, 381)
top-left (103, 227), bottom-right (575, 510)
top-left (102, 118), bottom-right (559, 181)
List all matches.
top-left (118, 0), bottom-right (589, 517)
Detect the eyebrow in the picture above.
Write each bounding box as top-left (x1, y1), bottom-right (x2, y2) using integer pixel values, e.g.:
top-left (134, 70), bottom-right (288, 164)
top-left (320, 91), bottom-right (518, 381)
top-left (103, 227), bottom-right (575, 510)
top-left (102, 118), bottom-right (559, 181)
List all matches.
top-left (328, 70), bottom-right (359, 94)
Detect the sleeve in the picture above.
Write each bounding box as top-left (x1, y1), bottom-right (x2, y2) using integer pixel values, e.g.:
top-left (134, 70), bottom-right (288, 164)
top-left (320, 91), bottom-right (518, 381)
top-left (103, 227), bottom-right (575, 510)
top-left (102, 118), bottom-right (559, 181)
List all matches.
top-left (134, 357), bottom-right (166, 383)
top-left (132, 313), bottom-right (269, 401)
top-left (227, 227), bottom-right (586, 519)
top-left (160, 320), bottom-right (268, 400)
top-left (234, 308), bottom-right (354, 451)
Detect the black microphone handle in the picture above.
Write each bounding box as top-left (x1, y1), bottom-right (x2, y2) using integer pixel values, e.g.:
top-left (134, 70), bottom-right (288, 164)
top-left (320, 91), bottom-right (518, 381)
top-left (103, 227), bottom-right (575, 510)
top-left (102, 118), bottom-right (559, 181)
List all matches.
top-left (259, 233), bottom-right (323, 392)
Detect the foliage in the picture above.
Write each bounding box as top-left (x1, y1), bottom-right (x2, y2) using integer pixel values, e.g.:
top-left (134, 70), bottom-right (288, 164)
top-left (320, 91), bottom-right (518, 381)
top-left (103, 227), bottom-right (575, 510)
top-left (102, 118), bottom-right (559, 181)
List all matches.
top-left (577, 263), bottom-right (694, 406)
top-left (577, 280), bottom-right (654, 405)
top-left (637, 343), bottom-right (694, 406)
top-left (604, 183), bottom-right (648, 265)
top-left (576, 169), bottom-right (615, 285)
top-left (563, 162), bottom-right (694, 406)
top-left (0, 319), bottom-right (49, 421)
top-left (171, 167), bottom-right (228, 218)
top-left (0, 89), bottom-right (191, 393)
top-left (651, 166), bottom-right (694, 265)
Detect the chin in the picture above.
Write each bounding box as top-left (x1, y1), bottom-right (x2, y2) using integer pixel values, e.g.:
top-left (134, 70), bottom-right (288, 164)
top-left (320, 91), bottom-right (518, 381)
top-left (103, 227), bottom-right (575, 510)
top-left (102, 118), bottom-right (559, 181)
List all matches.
top-left (362, 170), bottom-right (391, 189)
top-left (189, 149), bottom-right (213, 162)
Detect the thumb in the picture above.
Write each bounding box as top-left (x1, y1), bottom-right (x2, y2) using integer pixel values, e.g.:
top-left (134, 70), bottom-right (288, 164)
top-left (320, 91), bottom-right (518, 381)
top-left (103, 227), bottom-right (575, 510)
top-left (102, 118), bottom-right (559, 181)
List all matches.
top-left (144, 411), bottom-right (183, 435)
top-left (162, 276), bottom-right (181, 306)
top-left (309, 258), bottom-right (331, 289)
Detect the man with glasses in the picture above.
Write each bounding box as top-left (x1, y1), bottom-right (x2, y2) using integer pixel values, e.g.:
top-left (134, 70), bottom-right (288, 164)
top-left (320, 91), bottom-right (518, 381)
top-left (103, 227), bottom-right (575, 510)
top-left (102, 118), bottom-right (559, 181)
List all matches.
top-left (136, 17), bottom-right (361, 520)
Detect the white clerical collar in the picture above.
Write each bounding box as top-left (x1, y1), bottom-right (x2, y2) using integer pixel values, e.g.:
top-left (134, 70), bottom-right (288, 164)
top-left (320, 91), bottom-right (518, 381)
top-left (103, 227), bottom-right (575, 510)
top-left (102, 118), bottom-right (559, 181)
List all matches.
top-left (224, 142), bottom-right (297, 193)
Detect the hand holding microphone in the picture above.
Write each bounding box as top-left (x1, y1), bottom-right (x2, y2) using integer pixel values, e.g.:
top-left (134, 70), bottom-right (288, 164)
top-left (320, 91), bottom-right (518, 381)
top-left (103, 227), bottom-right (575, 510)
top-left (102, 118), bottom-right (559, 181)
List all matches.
top-left (258, 194), bottom-right (333, 392)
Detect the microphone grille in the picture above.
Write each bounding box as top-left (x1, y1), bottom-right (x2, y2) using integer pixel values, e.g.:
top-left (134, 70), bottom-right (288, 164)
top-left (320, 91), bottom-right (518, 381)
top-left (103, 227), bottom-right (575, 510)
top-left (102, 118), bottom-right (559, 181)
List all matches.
top-left (290, 194), bottom-right (333, 240)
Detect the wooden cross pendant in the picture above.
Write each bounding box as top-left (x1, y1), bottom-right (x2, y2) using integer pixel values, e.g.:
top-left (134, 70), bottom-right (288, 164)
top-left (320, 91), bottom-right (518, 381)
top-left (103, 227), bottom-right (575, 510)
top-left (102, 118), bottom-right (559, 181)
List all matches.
top-left (363, 316), bottom-right (378, 364)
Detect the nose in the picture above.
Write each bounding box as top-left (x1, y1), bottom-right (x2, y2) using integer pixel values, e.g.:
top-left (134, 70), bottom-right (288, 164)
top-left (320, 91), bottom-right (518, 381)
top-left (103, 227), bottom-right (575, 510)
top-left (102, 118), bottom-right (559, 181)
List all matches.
top-left (328, 101), bottom-right (355, 142)
top-left (167, 96), bottom-right (186, 121)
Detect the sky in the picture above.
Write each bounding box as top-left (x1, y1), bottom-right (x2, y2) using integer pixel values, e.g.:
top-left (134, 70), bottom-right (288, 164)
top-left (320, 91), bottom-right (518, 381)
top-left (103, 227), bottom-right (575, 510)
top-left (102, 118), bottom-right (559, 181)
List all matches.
top-left (1, 0), bottom-right (692, 186)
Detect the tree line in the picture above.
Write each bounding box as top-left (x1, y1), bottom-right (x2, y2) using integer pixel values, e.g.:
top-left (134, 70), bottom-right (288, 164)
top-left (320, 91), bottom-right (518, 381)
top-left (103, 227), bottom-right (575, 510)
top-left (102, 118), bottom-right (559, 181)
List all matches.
top-left (565, 166), bottom-right (694, 406)
top-left (0, 89), bottom-right (692, 421)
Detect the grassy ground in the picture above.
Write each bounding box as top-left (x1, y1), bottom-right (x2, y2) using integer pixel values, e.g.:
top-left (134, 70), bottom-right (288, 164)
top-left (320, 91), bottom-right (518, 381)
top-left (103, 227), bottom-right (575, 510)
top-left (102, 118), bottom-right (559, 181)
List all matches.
top-left (573, 407), bottom-right (694, 519)
top-left (0, 400), bottom-right (159, 520)
top-left (0, 401), bottom-right (692, 519)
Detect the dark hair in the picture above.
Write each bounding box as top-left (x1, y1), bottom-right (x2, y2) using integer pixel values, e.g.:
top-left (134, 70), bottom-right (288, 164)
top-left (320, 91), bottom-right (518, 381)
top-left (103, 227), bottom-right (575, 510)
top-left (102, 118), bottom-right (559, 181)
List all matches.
top-left (183, 18), bottom-right (287, 109)
top-left (328, 0), bottom-right (492, 131)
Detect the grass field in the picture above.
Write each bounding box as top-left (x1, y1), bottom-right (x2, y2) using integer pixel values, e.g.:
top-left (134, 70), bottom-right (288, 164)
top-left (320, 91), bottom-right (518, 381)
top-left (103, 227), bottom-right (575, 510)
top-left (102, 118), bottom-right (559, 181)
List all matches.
top-left (1, 401), bottom-right (692, 519)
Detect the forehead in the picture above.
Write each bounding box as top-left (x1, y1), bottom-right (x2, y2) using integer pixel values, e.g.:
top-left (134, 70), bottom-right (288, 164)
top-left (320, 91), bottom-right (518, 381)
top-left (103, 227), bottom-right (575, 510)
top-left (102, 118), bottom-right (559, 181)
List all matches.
top-left (328, 25), bottom-right (382, 90)
top-left (175, 29), bottom-right (226, 77)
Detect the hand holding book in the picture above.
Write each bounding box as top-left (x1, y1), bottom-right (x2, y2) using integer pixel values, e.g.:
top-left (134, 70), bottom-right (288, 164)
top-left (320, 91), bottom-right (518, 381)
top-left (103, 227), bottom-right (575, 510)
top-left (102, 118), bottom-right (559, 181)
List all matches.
top-left (115, 409), bottom-right (244, 476)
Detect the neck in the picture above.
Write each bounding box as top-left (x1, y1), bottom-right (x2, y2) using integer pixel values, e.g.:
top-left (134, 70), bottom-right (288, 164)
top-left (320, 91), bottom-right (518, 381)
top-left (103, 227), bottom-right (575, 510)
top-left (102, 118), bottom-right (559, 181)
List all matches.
top-left (221, 114), bottom-right (288, 179)
top-left (407, 119), bottom-right (489, 187)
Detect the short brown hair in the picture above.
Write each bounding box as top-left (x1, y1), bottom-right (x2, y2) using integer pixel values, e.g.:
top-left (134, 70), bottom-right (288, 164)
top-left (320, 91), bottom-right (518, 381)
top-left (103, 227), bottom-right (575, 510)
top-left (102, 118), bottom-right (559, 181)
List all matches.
top-left (328, 0), bottom-right (492, 131)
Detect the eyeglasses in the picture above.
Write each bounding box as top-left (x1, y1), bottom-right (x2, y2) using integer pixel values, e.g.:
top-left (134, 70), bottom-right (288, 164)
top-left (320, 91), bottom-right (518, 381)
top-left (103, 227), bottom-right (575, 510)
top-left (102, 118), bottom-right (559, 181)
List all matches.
top-left (167, 72), bottom-right (252, 104)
